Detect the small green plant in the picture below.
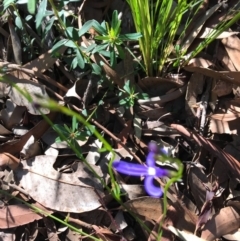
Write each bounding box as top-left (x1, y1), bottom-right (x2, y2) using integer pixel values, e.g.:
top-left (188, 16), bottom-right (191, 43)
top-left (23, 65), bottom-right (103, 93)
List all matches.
top-left (118, 80), bottom-right (149, 108)
top-left (91, 10), bottom-right (142, 67)
top-left (52, 116), bottom-right (95, 148)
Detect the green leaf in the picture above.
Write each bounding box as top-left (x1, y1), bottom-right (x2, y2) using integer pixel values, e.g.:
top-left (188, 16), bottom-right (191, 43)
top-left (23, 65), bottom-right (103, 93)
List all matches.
top-left (116, 45), bottom-right (124, 59)
top-left (43, 16), bottom-right (55, 38)
top-left (76, 49), bottom-right (85, 69)
top-left (84, 125), bottom-right (95, 136)
top-left (15, 16), bottom-right (23, 29)
top-left (123, 80), bottom-right (131, 94)
top-left (92, 63), bottom-right (102, 75)
top-left (63, 124), bottom-right (71, 133)
top-left (92, 21), bottom-right (107, 35)
top-left (3, 0), bottom-right (14, 10)
top-left (36, 0), bottom-right (47, 30)
top-left (27, 0), bottom-right (36, 14)
top-left (92, 43), bottom-right (108, 54)
top-left (81, 109), bottom-right (88, 117)
top-left (119, 33), bottom-right (142, 41)
top-left (110, 47), bottom-right (116, 67)
top-left (94, 36), bottom-right (111, 41)
top-left (78, 20), bottom-right (95, 36)
top-left (72, 116), bottom-right (77, 132)
top-left (51, 39), bottom-right (68, 53)
top-left (55, 136), bottom-right (63, 143)
top-left (52, 124), bottom-right (69, 136)
top-left (71, 57), bottom-right (78, 69)
top-left (64, 40), bottom-right (77, 48)
top-left (65, 27), bottom-right (79, 41)
top-left (84, 43), bottom-right (97, 53)
top-left (76, 134), bottom-right (87, 141)
top-left (111, 10), bottom-right (120, 30)
top-left (119, 99), bottom-right (127, 105)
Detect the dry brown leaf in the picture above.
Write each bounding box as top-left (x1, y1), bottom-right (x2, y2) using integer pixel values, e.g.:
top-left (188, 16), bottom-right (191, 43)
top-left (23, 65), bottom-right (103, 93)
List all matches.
top-left (180, 3), bottom-right (222, 52)
top-left (14, 156), bottom-right (104, 212)
top-left (185, 72), bottom-right (205, 122)
top-left (0, 99), bottom-right (26, 129)
top-left (188, 166), bottom-right (211, 211)
top-left (222, 35), bottom-right (240, 71)
top-left (0, 111), bottom-right (57, 155)
top-left (198, 28), bottom-right (239, 39)
top-left (20, 135), bottom-right (42, 159)
top-left (0, 124), bottom-right (12, 135)
top-left (5, 77), bottom-right (50, 115)
top-left (148, 205), bottom-right (177, 241)
top-left (0, 152), bottom-right (20, 170)
top-left (138, 85), bottom-right (187, 105)
top-left (184, 65), bottom-right (240, 86)
top-left (201, 207), bottom-right (240, 241)
top-left (123, 197), bottom-right (163, 221)
top-left (216, 45), bottom-right (236, 71)
top-left (0, 204), bottom-right (44, 228)
top-left (187, 58), bottom-right (214, 69)
top-left (171, 124), bottom-right (240, 180)
top-left (8, 18), bottom-right (22, 65)
top-left (212, 80), bottom-right (233, 97)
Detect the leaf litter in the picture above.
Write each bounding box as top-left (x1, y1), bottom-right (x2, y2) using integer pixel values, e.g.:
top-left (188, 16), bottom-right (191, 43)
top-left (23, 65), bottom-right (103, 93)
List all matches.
top-left (1, 0), bottom-right (240, 241)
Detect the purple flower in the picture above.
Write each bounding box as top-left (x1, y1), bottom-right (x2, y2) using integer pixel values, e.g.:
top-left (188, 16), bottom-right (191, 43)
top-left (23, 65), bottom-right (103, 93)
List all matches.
top-left (112, 143), bottom-right (169, 197)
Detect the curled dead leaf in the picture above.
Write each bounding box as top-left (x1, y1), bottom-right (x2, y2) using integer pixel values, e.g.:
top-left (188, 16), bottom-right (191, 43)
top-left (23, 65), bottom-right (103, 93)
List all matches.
top-left (201, 206), bottom-right (240, 241)
top-left (0, 152), bottom-right (20, 170)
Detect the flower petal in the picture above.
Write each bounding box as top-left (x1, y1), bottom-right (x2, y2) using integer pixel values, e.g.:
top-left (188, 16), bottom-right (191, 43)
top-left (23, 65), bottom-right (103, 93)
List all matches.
top-left (155, 167), bottom-right (169, 177)
top-left (113, 161), bottom-right (149, 176)
top-left (144, 176), bottom-right (163, 197)
top-left (146, 151), bottom-right (155, 167)
top-left (148, 142), bottom-right (158, 153)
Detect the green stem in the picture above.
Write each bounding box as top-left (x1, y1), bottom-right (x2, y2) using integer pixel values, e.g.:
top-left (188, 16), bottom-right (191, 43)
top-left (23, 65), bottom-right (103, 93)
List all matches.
top-left (0, 190), bottom-right (101, 241)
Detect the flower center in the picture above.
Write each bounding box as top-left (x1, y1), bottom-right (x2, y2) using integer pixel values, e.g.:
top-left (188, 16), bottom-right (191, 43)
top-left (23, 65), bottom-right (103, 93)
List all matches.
top-left (148, 167), bottom-right (156, 176)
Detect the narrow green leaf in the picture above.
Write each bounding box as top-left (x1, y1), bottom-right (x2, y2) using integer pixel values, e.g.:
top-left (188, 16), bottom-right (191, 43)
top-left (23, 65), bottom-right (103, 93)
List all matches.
top-left (51, 39), bottom-right (68, 53)
top-left (119, 99), bottom-right (127, 105)
top-left (111, 10), bottom-right (119, 30)
top-left (76, 49), bottom-right (85, 69)
top-left (3, 0), bottom-right (14, 10)
top-left (110, 47), bottom-right (116, 67)
top-left (36, 0), bottom-right (47, 30)
top-left (119, 33), bottom-right (142, 41)
top-left (72, 116), bottom-right (77, 132)
top-left (65, 27), bottom-right (79, 41)
top-left (15, 16), bottom-right (23, 29)
top-left (92, 21), bottom-right (107, 35)
top-left (71, 57), bottom-right (78, 69)
top-left (115, 45), bottom-right (124, 59)
top-left (79, 20), bottom-right (95, 36)
top-left (92, 63), bottom-right (102, 75)
top-left (52, 124), bottom-right (69, 136)
top-left (123, 80), bottom-right (131, 94)
top-left (64, 40), bottom-right (77, 48)
top-left (27, 0), bottom-right (36, 14)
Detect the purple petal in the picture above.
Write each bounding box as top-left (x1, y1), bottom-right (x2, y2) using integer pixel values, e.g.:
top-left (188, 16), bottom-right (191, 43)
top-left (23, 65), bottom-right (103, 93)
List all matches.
top-left (155, 167), bottom-right (169, 177)
top-left (148, 142), bottom-right (158, 153)
top-left (146, 151), bottom-right (155, 167)
top-left (144, 176), bottom-right (163, 197)
top-left (112, 161), bottom-right (149, 176)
